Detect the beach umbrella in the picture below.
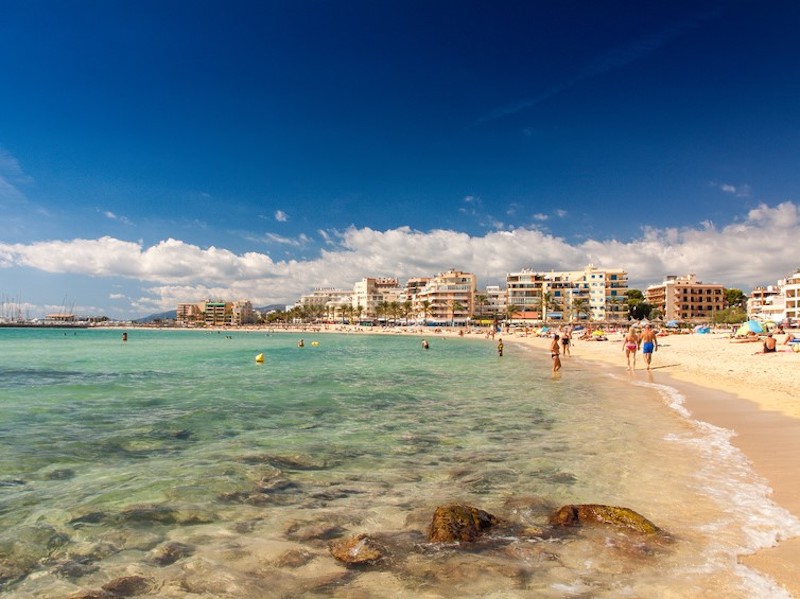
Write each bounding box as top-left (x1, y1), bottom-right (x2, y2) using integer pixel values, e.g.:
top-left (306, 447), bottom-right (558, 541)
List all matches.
top-left (735, 320), bottom-right (763, 336)
top-left (744, 320), bottom-right (764, 333)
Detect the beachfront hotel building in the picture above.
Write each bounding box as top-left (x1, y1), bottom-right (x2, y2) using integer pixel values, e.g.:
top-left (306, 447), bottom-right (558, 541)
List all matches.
top-left (176, 299), bottom-right (254, 326)
top-left (296, 288), bottom-right (352, 320)
top-left (479, 285), bottom-right (507, 321)
top-left (506, 269), bottom-right (546, 320)
top-left (646, 274), bottom-right (725, 322)
top-left (782, 269), bottom-right (800, 325)
top-left (506, 264), bottom-right (628, 322)
top-left (351, 277), bottom-right (403, 318)
top-left (748, 284), bottom-right (784, 322)
top-left (415, 269), bottom-right (476, 324)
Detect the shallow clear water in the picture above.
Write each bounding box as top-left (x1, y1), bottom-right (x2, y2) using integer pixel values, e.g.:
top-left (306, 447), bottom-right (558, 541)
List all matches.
top-left (0, 328), bottom-right (797, 598)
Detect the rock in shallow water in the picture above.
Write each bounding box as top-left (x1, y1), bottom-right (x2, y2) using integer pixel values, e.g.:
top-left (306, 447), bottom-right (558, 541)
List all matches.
top-left (549, 504), bottom-right (662, 535)
top-left (428, 504), bottom-right (504, 543)
top-left (329, 534), bottom-right (385, 565)
top-left (100, 574), bottom-right (154, 596)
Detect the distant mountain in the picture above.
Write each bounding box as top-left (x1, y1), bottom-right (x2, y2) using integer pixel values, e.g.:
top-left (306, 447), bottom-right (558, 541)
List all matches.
top-left (135, 310), bottom-right (176, 323)
top-left (135, 304), bottom-right (286, 323)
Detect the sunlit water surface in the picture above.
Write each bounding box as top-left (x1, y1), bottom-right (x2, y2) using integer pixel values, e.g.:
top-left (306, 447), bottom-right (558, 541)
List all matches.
top-left (1, 328), bottom-right (797, 598)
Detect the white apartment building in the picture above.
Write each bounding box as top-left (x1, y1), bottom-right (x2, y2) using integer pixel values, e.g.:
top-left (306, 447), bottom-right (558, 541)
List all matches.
top-left (506, 269), bottom-right (545, 320)
top-left (506, 264), bottom-right (627, 322)
top-left (784, 270), bottom-right (800, 324)
top-left (351, 277), bottom-right (402, 318)
top-left (297, 288), bottom-right (352, 319)
top-left (478, 285), bottom-right (506, 321)
top-left (748, 285), bottom-right (784, 321)
top-left (752, 269), bottom-right (800, 324)
top-left (416, 269), bottom-right (476, 324)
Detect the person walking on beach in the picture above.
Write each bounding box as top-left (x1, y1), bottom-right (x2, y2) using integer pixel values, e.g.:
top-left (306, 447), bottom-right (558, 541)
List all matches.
top-left (550, 334), bottom-right (562, 372)
top-left (622, 327), bottom-right (640, 370)
top-left (560, 328), bottom-right (571, 357)
top-left (640, 324), bottom-right (658, 369)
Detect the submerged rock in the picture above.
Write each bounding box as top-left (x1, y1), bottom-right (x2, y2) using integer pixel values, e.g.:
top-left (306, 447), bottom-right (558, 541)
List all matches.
top-left (428, 504), bottom-right (504, 543)
top-left (240, 453), bottom-right (328, 470)
top-left (329, 533), bottom-right (385, 565)
top-left (148, 541), bottom-right (195, 566)
top-left (101, 574), bottom-right (154, 596)
top-left (67, 590), bottom-right (109, 599)
top-left (549, 504), bottom-right (662, 535)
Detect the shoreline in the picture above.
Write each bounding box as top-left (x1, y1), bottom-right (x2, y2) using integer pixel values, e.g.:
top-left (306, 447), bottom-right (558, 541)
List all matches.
top-left (505, 330), bottom-right (800, 597)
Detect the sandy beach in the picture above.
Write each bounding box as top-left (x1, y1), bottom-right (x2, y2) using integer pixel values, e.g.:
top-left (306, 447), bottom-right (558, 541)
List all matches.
top-left (505, 328), bottom-right (800, 597)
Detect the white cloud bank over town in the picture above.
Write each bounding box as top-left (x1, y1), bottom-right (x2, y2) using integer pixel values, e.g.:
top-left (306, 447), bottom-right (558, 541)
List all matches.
top-left (1, 202), bottom-right (798, 317)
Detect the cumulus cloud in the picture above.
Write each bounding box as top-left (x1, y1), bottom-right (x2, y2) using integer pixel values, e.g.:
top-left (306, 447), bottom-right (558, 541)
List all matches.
top-left (275, 210), bottom-right (289, 222)
top-left (1, 202), bottom-right (798, 315)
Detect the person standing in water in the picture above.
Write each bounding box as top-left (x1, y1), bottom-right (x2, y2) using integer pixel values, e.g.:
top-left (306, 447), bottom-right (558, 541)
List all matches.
top-left (422, 338), bottom-right (429, 350)
top-left (550, 334), bottom-right (561, 372)
top-left (622, 327), bottom-right (640, 370)
top-left (497, 338), bottom-right (503, 357)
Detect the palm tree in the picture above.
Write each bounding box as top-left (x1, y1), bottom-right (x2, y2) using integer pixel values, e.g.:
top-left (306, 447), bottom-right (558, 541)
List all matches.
top-left (389, 301), bottom-right (400, 324)
top-left (572, 297), bottom-right (590, 322)
top-left (505, 303), bottom-right (519, 325)
top-left (542, 292), bottom-right (558, 322)
top-left (473, 294), bottom-right (487, 324)
top-left (421, 300), bottom-right (431, 325)
top-left (448, 299), bottom-right (464, 327)
top-left (402, 300), bottom-right (413, 324)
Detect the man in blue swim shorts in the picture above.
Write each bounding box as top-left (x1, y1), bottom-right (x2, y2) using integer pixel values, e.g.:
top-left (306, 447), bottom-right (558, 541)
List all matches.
top-left (640, 324), bottom-right (658, 370)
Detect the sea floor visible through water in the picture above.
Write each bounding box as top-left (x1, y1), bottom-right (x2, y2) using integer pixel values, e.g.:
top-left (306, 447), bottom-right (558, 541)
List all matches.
top-left (0, 328), bottom-right (797, 598)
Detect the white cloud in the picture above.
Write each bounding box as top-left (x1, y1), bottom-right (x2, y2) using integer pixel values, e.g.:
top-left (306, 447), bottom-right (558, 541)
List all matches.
top-left (1, 202), bottom-right (798, 315)
top-left (275, 210), bottom-right (289, 222)
top-left (102, 210), bottom-right (133, 225)
top-left (0, 147), bottom-right (32, 206)
top-left (714, 182), bottom-right (752, 198)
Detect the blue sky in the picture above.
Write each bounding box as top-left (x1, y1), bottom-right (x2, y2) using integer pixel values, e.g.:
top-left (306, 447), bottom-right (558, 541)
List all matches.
top-left (2, 1), bottom-right (800, 319)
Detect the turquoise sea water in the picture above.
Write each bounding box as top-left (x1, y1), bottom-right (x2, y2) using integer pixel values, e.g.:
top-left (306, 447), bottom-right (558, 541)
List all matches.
top-left (1, 327), bottom-right (798, 598)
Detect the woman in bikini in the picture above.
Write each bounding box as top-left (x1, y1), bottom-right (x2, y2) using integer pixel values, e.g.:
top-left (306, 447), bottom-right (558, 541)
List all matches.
top-left (622, 327), bottom-right (640, 370)
top-left (550, 334), bottom-right (562, 372)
